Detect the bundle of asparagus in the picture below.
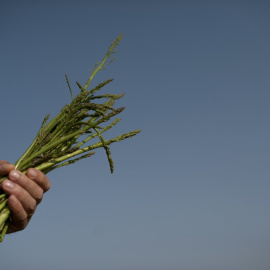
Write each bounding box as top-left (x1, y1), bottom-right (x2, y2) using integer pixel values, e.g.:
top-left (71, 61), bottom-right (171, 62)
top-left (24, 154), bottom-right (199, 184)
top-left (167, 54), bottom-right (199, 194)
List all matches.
top-left (0, 34), bottom-right (140, 242)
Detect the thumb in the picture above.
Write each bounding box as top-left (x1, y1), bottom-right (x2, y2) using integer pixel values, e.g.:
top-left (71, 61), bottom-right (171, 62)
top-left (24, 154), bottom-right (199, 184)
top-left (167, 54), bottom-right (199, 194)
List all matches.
top-left (0, 161), bottom-right (15, 176)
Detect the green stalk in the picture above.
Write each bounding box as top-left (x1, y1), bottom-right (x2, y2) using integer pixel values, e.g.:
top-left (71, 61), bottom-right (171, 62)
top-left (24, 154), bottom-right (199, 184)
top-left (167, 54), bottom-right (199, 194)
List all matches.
top-left (75, 118), bottom-right (121, 148)
top-left (34, 130), bottom-right (140, 173)
top-left (0, 34), bottom-right (140, 243)
top-left (14, 138), bottom-right (37, 170)
top-left (17, 123), bottom-right (94, 170)
top-left (0, 207), bottom-right (10, 242)
top-left (84, 34), bottom-right (123, 90)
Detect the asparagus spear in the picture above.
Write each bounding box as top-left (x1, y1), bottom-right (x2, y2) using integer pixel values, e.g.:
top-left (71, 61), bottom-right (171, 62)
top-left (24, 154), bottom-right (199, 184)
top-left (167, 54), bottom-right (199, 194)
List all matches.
top-left (0, 34), bottom-right (140, 242)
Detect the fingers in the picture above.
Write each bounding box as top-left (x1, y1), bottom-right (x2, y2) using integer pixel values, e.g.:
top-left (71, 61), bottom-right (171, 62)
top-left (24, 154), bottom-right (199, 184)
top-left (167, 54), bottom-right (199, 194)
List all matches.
top-left (26, 168), bottom-right (51, 193)
top-left (2, 178), bottom-right (37, 215)
top-left (10, 170), bottom-right (44, 203)
top-left (1, 168), bottom-right (51, 216)
top-left (2, 169), bottom-right (50, 204)
top-left (7, 195), bottom-right (28, 232)
top-left (0, 166), bottom-right (51, 234)
top-left (0, 160), bottom-right (15, 176)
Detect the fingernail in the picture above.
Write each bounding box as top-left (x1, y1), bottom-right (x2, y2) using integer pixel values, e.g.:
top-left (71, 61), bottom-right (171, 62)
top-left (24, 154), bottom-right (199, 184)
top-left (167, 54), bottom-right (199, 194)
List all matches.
top-left (9, 170), bottom-right (20, 180)
top-left (4, 180), bottom-right (15, 189)
top-left (28, 169), bottom-right (37, 178)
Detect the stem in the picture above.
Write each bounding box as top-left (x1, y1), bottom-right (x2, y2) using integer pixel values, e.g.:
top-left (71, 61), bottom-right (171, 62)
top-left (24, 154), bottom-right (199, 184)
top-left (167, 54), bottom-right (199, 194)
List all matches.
top-left (34, 130), bottom-right (140, 173)
top-left (75, 118), bottom-right (121, 148)
top-left (0, 194), bottom-right (7, 199)
top-left (0, 199), bottom-right (8, 212)
top-left (0, 207), bottom-right (10, 242)
top-left (65, 74), bottom-right (74, 101)
top-left (14, 138), bottom-right (37, 169)
top-left (84, 34), bottom-right (123, 90)
top-left (17, 123), bottom-right (95, 170)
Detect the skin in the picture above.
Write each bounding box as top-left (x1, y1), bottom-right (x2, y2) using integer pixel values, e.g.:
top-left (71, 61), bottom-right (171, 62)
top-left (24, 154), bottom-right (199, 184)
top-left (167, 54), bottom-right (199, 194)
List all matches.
top-left (0, 160), bottom-right (50, 233)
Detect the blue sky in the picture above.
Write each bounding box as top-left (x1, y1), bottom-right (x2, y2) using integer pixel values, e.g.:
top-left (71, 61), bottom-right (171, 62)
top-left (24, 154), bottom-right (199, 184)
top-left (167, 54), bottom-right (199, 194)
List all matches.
top-left (0, 1), bottom-right (270, 269)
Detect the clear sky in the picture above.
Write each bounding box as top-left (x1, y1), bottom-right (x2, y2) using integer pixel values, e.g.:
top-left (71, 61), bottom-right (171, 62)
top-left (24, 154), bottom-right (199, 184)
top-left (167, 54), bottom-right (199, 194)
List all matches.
top-left (0, 1), bottom-right (270, 269)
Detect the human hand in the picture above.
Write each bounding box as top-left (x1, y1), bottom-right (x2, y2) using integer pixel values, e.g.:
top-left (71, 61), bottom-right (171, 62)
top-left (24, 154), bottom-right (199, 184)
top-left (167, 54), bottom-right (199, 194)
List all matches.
top-left (0, 160), bottom-right (51, 233)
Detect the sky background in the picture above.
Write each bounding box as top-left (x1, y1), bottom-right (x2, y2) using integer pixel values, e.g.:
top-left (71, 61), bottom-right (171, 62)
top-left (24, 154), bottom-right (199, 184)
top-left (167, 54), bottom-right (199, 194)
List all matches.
top-left (0, 1), bottom-right (270, 269)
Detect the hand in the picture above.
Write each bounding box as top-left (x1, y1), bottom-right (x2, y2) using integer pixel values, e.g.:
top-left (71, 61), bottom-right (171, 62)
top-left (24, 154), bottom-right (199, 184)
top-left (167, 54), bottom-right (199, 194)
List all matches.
top-left (0, 160), bottom-right (51, 233)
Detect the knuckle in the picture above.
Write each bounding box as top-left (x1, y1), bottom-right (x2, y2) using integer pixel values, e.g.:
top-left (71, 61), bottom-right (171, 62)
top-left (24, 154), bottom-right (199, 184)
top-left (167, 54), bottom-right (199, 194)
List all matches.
top-left (28, 200), bottom-right (37, 214)
top-left (45, 180), bottom-right (51, 192)
top-left (35, 191), bottom-right (44, 204)
top-left (12, 219), bottom-right (28, 232)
